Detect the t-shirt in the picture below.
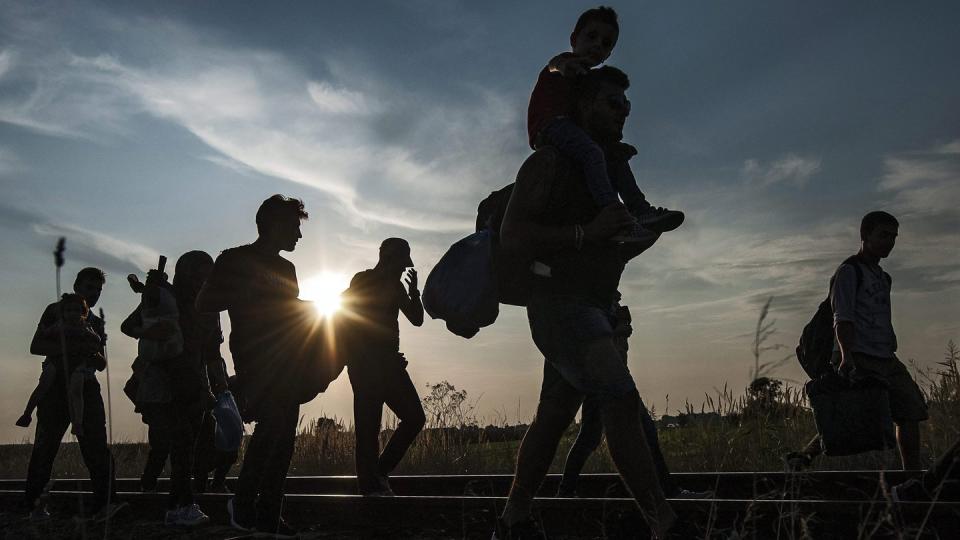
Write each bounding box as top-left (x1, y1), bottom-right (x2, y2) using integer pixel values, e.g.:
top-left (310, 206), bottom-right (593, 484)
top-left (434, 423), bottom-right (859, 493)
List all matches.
top-left (527, 53), bottom-right (577, 149)
top-left (529, 148), bottom-right (626, 308)
top-left (205, 244), bottom-right (299, 377)
top-left (830, 260), bottom-right (897, 358)
top-left (343, 268), bottom-right (410, 359)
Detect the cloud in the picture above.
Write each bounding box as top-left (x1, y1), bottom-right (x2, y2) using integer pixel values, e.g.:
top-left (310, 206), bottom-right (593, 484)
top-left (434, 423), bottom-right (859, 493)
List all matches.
top-left (742, 154), bottom-right (821, 188)
top-left (879, 143), bottom-right (960, 217)
top-left (0, 202), bottom-right (158, 274)
top-left (0, 145), bottom-right (18, 175)
top-left (0, 6), bottom-right (524, 234)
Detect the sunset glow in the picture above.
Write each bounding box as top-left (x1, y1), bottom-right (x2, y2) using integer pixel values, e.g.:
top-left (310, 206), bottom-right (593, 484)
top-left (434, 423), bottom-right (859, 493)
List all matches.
top-left (299, 272), bottom-right (350, 317)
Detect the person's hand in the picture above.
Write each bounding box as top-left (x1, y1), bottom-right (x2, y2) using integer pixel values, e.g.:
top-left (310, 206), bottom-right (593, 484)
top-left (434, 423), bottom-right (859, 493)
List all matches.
top-left (90, 352), bottom-right (107, 371)
top-left (836, 354), bottom-right (852, 378)
top-left (553, 54), bottom-right (592, 77)
top-left (583, 203), bottom-right (637, 243)
top-left (145, 269), bottom-right (169, 286)
top-left (404, 268), bottom-right (419, 294)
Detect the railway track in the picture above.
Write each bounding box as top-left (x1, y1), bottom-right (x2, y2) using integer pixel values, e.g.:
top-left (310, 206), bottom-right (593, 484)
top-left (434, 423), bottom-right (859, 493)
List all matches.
top-left (1, 473), bottom-right (957, 539)
top-left (0, 470), bottom-right (927, 499)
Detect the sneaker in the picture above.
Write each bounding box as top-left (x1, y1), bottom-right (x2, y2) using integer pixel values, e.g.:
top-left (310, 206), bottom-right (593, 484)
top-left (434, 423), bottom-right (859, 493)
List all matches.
top-left (492, 517), bottom-right (546, 540)
top-left (635, 206), bottom-right (684, 233)
top-left (611, 223), bottom-right (658, 243)
top-left (16, 414), bottom-right (32, 427)
top-left (255, 515), bottom-right (298, 538)
top-left (164, 507), bottom-right (181, 527)
top-left (29, 505), bottom-right (51, 522)
top-left (175, 503), bottom-right (210, 527)
top-left (92, 501), bottom-right (129, 523)
top-left (227, 497), bottom-right (255, 532)
top-left (555, 484), bottom-right (579, 498)
top-left (672, 488), bottom-right (715, 500)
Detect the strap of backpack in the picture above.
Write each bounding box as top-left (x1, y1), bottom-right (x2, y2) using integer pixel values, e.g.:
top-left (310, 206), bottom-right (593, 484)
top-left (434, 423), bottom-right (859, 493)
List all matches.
top-left (827, 254), bottom-right (864, 300)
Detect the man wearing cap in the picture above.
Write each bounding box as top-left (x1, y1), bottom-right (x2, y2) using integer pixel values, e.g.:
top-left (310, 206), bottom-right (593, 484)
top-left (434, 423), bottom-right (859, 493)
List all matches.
top-left (341, 238), bottom-right (426, 496)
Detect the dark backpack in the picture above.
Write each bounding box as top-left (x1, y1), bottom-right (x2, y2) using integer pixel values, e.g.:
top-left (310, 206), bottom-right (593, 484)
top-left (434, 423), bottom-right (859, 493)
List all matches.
top-left (476, 183), bottom-right (534, 307)
top-left (796, 255), bottom-right (864, 379)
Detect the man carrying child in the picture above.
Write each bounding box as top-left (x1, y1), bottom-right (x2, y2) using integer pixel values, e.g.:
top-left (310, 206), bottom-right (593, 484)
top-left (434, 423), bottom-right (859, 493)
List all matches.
top-left (22, 268), bottom-right (123, 521)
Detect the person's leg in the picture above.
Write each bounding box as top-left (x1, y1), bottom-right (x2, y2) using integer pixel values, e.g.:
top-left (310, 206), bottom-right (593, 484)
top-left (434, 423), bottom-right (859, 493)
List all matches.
top-left (142, 414), bottom-right (171, 491)
top-left (638, 398), bottom-right (679, 497)
top-left (192, 412), bottom-right (215, 493)
top-left (234, 410), bottom-right (273, 513)
top-left (168, 404), bottom-right (202, 509)
top-left (254, 400), bottom-right (300, 527)
top-left (558, 397), bottom-right (603, 495)
top-left (501, 363), bottom-right (583, 525)
top-left (586, 338), bottom-right (675, 537)
top-left (25, 392), bottom-right (70, 509)
top-left (75, 381), bottom-right (116, 512)
top-left (351, 372), bottom-right (386, 494)
top-left (378, 366), bottom-right (426, 478)
top-left (896, 421), bottom-right (922, 471)
top-left (606, 156), bottom-right (649, 213)
top-left (540, 118), bottom-right (617, 207)
top-left (923, 437), bottom-right (960, 493)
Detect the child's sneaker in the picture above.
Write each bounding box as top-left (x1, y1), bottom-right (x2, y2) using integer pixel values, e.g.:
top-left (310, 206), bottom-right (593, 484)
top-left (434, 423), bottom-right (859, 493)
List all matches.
top-left (16, 414), bottom-right (32, 427)
top-left (611, 223), bottom-right (657, 243)
top-left (635, 206), bottom-right (684, 233)
top-left (175, 504), bottom-right (210, 527)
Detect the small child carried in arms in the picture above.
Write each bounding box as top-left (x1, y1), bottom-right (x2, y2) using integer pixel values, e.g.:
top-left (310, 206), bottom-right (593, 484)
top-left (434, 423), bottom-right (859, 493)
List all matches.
top-left (527, 6), bottom-right (684, 241)
top-left (17, 294), bottom-right (105, 436)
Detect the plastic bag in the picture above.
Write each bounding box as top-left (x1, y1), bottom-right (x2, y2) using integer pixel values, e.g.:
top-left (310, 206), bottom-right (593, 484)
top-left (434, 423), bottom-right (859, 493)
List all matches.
top-left (422, 230), bottom-right (499, 338)
top-left (212, 390), bottom-right (244, 452)
top-left (806, 374), bottom-right (896, 456)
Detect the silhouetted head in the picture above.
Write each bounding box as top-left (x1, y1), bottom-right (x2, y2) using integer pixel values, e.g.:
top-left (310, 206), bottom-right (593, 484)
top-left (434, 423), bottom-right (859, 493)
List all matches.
top-left (173, 250), bottom-right (214, 298)
top-left (377, 238), bottom-right (414, 273)
top-left (73, 267), bottom-right (105, 309)
top-left (59, 293), bottom-right (89, 326)
top-left (574, 66), bottom-right (630, 145)
top-left (570, 6), bottom-right (619, 67)
top-left (256, 194), bottom-right (308, 252)
top-left (860, 211), bottom-right (899, 260)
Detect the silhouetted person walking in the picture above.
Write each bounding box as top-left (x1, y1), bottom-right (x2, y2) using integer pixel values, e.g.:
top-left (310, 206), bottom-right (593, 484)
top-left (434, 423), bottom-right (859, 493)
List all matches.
top-left (196, 195), bottom-right (308, 537)
top-left (495, 66), bottom-right (675, 539)
top-left (788, 211), bottom-right (927, 471)
top-left (123, 251), bottom-right (222, 527)
top-left (23, 267), bottom-right (124, 521)
top-left (342, 238), bottom-right (426, 496)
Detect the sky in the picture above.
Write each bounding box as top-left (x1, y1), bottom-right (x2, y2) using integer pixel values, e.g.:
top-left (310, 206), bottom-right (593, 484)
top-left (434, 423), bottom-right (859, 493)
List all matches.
top-left (0, 0), bottom-right (958, 443)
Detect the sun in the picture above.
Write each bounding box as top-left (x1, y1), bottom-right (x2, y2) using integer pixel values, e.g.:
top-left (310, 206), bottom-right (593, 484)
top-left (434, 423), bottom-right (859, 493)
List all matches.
top-left (299, 272), bottom-right (350, 317)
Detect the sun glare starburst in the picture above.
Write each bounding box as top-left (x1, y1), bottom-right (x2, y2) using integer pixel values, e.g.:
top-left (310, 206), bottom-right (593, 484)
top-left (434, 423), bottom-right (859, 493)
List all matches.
top-left (299, 272), bottom-right (350, 317)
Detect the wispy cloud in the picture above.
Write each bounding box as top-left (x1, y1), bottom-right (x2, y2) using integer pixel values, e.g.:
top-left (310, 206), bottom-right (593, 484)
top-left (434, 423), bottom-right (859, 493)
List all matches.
top-left (0, 7), bottom-right (524, 233)
top-left (0, 202), bottom-right (158, 274)
top-left (742, 154), bottom-right (821, 188)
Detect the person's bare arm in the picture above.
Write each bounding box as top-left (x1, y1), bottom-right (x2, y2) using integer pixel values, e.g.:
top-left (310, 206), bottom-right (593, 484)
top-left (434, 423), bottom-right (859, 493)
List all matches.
top-left (29, 308), bottom-right (60, 356)
top-left (121, 305), bottom-right (176, 340)
top-left (500, 149), bottom-right (635, 256)
top-left (547, 53), bottom-right (590, 77)
top-left (400, 269), bottom-right (424, 327)
top-left (831, 265), bottom-right (858, 374)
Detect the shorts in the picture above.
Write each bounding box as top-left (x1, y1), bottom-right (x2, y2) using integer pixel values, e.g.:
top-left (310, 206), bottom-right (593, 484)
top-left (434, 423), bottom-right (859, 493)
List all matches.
top-left (527, 293), bottom-right (636, 398)
top-left (833, 351), bottom-right (929, 423)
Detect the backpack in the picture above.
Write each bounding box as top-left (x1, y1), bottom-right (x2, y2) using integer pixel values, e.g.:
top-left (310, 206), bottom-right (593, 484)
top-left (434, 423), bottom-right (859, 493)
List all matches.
top-left (476, 183), bottom-right (535, 307)
top-left (796, 255), bottom-right (864, 379)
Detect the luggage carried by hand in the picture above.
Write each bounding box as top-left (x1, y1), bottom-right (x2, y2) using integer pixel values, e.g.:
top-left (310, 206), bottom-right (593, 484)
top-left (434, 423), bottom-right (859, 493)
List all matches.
top-left (422, 230), bottom-right (499, 338)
